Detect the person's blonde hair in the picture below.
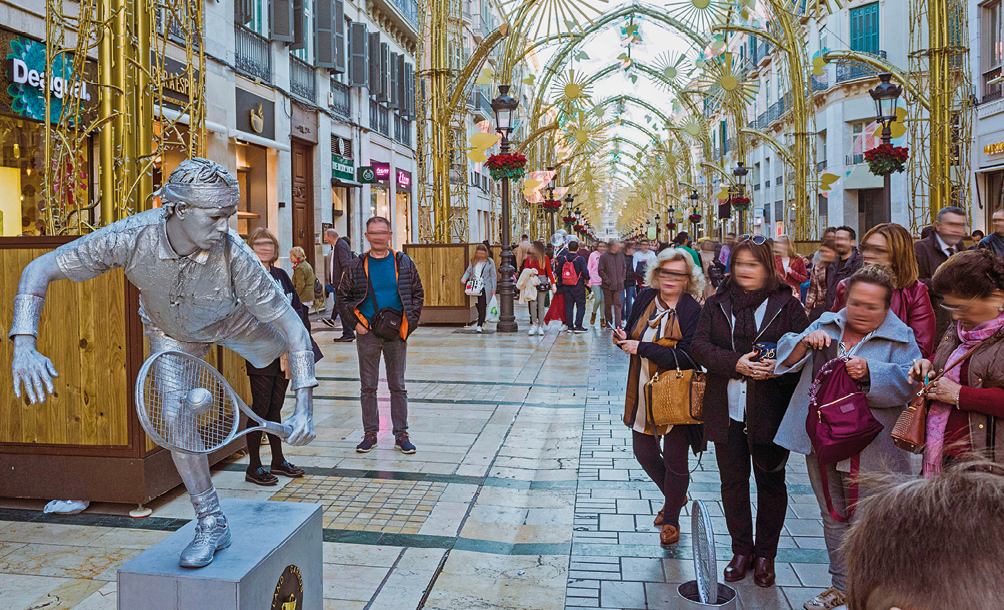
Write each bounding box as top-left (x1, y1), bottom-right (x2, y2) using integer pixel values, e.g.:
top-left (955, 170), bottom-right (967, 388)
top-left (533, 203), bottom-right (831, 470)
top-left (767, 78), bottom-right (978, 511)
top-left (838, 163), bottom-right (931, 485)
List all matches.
top-left (860, 222), bottom-right (919, 290)
top-left (774, 234), bottom-right (797, 257)
top-left (289, 246), bottom-right (307, 263)
top-left (246, 227), bottom-right (280, 265)
top-left (644, 248), bottom-right (705, 298)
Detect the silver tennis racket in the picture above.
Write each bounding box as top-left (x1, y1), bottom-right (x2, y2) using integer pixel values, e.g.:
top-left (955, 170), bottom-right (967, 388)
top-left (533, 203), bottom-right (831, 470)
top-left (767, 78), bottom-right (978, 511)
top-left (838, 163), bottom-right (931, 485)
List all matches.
top-left (692, 499), bottom-right (718, 604)
top-left (135, 350), bottom-right (291, 454)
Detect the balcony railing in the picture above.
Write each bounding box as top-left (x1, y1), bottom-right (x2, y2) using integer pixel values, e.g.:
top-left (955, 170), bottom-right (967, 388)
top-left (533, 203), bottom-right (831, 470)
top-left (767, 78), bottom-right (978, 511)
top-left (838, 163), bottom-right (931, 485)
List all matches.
top-left (156, 10), bottom-right (201, 48)
top-left (846, 153), bottom-right (865, 166)
top-left (817, 159), bottom-right (828, 172)
top-left (983, 66), bottom-right (1002, 104)
top-left (235, 24), bottom-right (271, 83)
top-left (290, 55), bottom-right (315, 101)
top-left (812, 75), bottom-right (829, 93)
top-left (370, 100), bottom-right (390, 137)
top-left (389, 0), bottom-right (418, 26)
top-left (330, 78), bottom-right (351, 118)
top-left (836, 50), bottom-right (888, 83)
top-left (395, 115), bottom-right (412, 146)
top-left (767, 101), bottom-right (780, 124)
top-left (757, 112), bottom-right (767, 129)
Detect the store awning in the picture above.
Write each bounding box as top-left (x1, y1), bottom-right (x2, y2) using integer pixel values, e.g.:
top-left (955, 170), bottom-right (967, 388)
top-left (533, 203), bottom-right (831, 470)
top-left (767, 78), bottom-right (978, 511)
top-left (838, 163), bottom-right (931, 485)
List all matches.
top-left (976, 163), bottom-right (1004, 173)
top-left (228, 128), bottom-right (291, 152)
top-left (159, 106), bottom-right (227, 134)
top-left (332, 177), bottom-right (364, 188)
top-left (842, 165), bottom-right (883, 190)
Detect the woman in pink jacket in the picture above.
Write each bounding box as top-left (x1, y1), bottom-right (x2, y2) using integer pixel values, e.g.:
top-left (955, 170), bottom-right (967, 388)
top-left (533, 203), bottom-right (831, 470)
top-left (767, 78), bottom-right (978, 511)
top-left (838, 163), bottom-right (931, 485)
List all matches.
top-left (588, 242), bottom-right (607, 327)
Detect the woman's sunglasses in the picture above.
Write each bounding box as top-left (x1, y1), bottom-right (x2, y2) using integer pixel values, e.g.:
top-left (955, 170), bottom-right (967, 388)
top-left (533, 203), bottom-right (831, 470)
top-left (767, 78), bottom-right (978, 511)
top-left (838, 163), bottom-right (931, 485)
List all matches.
top-left (738, 234), bottom-right (769, 245)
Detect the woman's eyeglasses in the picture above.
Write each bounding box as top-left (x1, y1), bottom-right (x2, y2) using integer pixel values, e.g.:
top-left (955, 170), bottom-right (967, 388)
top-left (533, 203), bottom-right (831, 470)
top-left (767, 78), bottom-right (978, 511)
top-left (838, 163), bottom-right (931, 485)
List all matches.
top-left (939, 295), bottom-right (978, 314)
top-left (655, 269), bottom-right (689, 279)
top-left (738, 234), bottom-right (768, 245)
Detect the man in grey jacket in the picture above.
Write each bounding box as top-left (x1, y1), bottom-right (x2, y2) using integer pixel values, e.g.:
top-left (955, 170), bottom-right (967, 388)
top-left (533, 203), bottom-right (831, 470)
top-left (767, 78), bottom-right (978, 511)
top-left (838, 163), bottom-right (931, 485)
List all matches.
top-left (597, 240), bottom-right (626, 329)
top-left (322, 229), bottom-right (356, 342)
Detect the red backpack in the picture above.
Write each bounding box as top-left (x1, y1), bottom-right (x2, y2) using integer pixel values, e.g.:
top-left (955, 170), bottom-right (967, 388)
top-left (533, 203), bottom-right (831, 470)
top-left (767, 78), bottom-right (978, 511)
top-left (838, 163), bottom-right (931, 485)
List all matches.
top-left (561, 256), bottom-right (580, 285)
top-left (806, 357), bottom-right (883, 522)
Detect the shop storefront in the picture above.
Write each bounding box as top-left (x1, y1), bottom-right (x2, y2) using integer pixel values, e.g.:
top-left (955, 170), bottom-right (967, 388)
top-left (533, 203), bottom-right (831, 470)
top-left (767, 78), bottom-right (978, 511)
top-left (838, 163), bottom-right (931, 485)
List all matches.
top-left (331, 150), bottom-right (361, 243)
top-left (233, 87), bottom-right (277, 238)
top-left (1, 28), bottom-right (96, 236)
top-left (370, 161), bottom-right (391, 223)
top-left (395, 168), bottom-right (412, 249)
top-left (979, 130), bottom-right (1004, 225)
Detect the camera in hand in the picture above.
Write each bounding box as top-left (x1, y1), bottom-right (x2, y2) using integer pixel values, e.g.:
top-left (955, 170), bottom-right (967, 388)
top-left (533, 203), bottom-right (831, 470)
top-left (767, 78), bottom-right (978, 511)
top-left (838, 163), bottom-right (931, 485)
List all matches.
top-left (751, 342), bottom-right (777, 362)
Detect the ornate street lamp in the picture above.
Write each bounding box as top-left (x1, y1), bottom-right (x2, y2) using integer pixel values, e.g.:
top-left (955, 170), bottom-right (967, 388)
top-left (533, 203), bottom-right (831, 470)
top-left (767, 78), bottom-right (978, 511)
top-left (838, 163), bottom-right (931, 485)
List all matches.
top-left (732, 161), bottom-right (749, 234)
top-left (491, 84), bottom-right (519, 332)
top-left (869, 73), bottom-right (902, 224)
top-left (544, 166), bottom-right (558, 237)
top-left (689, 189), bottom-right (700, 236)
top-left (667, 205), bottom-right (676, 240)
top-left (654, 213), bottom-right (661, 242)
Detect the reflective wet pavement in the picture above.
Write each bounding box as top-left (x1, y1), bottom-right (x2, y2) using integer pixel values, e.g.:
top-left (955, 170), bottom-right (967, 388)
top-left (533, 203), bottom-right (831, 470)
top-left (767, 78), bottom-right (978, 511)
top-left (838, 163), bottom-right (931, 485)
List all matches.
top-left (0, 310), bottom-right (831, 610)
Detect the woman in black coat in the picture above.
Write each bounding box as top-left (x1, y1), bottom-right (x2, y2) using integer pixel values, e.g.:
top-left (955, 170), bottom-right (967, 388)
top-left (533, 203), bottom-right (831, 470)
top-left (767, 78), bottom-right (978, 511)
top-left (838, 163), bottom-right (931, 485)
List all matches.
top-left (613, 249), bottom-right (704, 546)
top-left (692, 236), bottom-right (809, 588)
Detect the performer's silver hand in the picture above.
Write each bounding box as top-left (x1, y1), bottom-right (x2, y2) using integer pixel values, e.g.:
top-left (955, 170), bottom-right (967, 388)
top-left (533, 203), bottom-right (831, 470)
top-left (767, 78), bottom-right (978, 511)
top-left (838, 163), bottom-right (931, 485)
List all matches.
top-left (283, 389), bottom-right (315, 445)
top-left (11, 338), bottom-right (59, 404)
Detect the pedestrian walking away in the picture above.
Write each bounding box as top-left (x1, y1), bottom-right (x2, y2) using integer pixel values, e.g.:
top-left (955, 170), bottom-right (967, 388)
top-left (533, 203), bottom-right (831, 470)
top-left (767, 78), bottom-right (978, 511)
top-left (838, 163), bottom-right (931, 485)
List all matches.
top-left (598, 239), bottom-right (626, 329)
top-left (323, 228), bottom-right (357, 341)
top-left (615, 248), bottom-right (705, 547)
top-left (692, 234), bottom-right (809, 589)
top-left (461, 243), bottom-right (497, 334)
top-left (588, 241), bottom-right (607, 327)
top-left (557, 238), bottom-right (588, 332)
top-left (338, 216), bottom-right (424, 455)
top-left (774, 266), bottom-right (920, 610)
top-left (622, 241), bottom-right (637, 320)
top-left (243, 228), bottom-right (322, 486)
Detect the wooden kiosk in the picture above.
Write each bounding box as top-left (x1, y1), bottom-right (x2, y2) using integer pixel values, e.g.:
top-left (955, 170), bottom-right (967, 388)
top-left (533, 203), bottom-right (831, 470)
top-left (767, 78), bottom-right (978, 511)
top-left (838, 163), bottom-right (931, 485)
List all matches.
top-left (0, 237), bottom-right (250, 504)
top-left (404, 243), bottom-right (502, 325)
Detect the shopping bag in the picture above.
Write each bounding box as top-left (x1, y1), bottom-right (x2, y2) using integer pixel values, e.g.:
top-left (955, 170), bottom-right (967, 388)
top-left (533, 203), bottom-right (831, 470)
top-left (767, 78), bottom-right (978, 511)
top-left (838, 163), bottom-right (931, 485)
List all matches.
top-left (487, 295), bottom-right (500, 323)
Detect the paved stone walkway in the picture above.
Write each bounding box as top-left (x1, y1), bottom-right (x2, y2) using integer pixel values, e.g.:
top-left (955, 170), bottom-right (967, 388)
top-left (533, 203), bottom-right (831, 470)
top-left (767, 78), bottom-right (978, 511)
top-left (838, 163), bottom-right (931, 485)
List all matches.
top-left (0, 310), bottom-right (831, 610)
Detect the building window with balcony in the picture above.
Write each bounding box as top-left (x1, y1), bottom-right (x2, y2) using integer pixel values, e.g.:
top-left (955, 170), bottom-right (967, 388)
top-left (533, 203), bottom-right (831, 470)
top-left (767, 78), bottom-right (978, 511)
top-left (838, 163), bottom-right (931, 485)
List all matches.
top-left (235, 0), bottom-right (272, 82)
top-left (850, 121), bottom-right (866, 165)
top-left (850, 2), bottom-right (879, 55)
top-left (982, 1), bottom-right (1002, 103)
top-left (289, 0), bottom-right (316, 101)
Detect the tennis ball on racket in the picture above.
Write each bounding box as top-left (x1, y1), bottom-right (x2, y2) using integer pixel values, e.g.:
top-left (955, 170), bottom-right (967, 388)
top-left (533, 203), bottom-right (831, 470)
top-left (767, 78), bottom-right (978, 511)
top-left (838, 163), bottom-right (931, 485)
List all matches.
top-left (186, 387), bottom-right (213, 416)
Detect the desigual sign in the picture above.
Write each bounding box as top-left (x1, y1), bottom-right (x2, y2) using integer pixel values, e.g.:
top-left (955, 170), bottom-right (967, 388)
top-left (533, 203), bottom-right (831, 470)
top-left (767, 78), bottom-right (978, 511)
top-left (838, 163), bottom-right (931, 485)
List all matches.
top-left (1, 29), bottom-right (97, 122)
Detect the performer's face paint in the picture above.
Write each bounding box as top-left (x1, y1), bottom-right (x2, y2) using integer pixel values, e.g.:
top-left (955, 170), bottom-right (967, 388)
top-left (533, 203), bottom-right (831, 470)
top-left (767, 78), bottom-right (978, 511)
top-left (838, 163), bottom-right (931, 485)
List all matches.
top-left (179, 204), bottom-right (237, 251)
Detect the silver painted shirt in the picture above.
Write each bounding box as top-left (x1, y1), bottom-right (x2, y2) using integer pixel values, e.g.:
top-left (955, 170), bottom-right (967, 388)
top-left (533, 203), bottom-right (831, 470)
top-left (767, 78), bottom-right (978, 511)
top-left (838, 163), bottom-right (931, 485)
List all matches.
top-left (54, 209), bottom-right (289, 344)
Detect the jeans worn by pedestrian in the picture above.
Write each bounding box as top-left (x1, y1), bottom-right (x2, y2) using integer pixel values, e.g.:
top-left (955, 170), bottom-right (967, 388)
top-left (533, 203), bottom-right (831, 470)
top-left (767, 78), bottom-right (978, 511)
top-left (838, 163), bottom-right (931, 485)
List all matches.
top-left (357, 331), bottom-right (408, 436)
top-left (564, 285), bottom-right (587, 329)
top-left (623, 285), bottom-right (637, 320)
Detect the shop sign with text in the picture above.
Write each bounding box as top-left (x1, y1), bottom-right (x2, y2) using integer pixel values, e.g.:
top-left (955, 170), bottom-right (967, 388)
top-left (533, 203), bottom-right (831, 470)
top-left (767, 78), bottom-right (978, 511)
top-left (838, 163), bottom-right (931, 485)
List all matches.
top-left (1, 29), bottom-right (97, 122)
top-left (371, 162), bottom-right (391, 182)
top-left (396, 169), bottom-right (412, 190)
top-left (332, 154), bottom-right (354, 182)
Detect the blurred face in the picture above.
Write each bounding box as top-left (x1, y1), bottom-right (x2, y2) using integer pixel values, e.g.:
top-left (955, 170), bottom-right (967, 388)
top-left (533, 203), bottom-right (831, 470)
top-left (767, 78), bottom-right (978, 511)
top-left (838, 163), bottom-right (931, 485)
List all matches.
top-left (610, 242), bottom-right (622, 253)
top-left (640, 241), bottom-right (650, 252)
top-left (324, 231), bottom-right (338, 246)
top-left (733, 249), bottom-right (767, 291)
top-left (774, 240), bottom-right (790, 257)
top-left (252, 238), bottom-right (275, 265)
top-left (655, 259), bottom-right (689, 298)
top-left (834, 230), bottom-right (854, 256)
top-left (365, 220), bottom-right (393, 251)
top-left (475, 248), bottom-right (488, 261)
top-left (598, 243), bottom-right (608, 253)
top-left (289, 250), bottom-right (300, 263)
top-left (177, 204), bottom-right (235, 251)
top-left (701, 241), bottom-right (715, 252)
top-left (936, 211), bottom-right (967, 246)
top-left (860, 232), bottom-right (892, 267)
top-left (726, 234), bottom-right (736, 247)
top-left (993, 210), bottom-right (1004, 236)
top-left (818, 246), bottom-right (837, 264)
top-left (942, 290), bottom-right (1004, 330)
top-left (846, 281), bottom-right (890, 334)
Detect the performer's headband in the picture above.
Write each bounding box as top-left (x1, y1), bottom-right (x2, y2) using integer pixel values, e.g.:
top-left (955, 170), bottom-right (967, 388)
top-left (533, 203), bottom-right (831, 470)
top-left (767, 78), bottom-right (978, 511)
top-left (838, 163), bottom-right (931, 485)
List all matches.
top-left (157, 183), bottom-right (240, 209)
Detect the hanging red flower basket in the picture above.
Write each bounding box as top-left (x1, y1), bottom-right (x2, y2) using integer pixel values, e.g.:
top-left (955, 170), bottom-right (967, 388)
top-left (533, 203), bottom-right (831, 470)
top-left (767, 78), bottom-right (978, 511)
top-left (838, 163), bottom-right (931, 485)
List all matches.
top-left (731, 196), bottom-right (752, 212)
top-left (485, 153), bottom-right (527, 181)
top-left (541, 199), bottom-right (562, 211)
top-left (688, 213), bottom-right (703, 224)
top-left (562, 215), bottom-right (576, 225)
top-left (666, 222), bottom-right (677, 229)
top-left (864, 144), bottom-right (909, 177)
top-left (573, 224), bottom-right (584, 232)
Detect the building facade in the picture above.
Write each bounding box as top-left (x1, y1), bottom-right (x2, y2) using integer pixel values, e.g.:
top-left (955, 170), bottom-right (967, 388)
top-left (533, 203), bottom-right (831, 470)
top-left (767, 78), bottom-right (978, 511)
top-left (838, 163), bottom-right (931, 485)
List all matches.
top-left (972, 0), bottom-right (1004, 231)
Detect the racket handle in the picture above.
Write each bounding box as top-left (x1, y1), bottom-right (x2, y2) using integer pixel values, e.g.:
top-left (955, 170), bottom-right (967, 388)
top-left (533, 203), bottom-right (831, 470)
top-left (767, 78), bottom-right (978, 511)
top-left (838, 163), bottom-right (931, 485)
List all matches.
top-left (263, 420), bottom-right (293, 439)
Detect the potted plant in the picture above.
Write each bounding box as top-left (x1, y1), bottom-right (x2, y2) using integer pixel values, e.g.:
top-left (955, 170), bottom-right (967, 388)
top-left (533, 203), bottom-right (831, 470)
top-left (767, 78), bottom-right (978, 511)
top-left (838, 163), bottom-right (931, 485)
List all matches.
top-left (541, 199), bottom-right (562, 211)
top-left (485, 153), bottom-right (528, 181)
top-left (864, 144), bottom-right (909, 177)
top-left (730, 196), bottom-right (752, 212)
top-left (688, 212), bottom-right (702, 224)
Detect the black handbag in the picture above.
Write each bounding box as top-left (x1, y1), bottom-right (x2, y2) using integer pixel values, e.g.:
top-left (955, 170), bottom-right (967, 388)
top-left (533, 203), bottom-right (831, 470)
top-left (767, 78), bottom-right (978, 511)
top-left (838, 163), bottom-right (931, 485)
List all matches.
top-left (366, 255), bottom-right (405, 341)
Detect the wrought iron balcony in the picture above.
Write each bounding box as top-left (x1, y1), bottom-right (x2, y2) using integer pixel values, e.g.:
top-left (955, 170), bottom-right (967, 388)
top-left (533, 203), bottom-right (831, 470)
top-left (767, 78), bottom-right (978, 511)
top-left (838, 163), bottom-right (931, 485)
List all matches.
top-left (235, 24), bottom-right (271, 83)
top-left (329, 78), bottom-right (351, 118)
top-left (983, 67), bottom-right (1002, 104)
top-left (390, 0), bottom-right (418, 27)
top-left (812, 75), bottom-right (829, 93)
top-left (757, 112), bottom-right (767, 129)
top-left (767, 101), bottom-right (780, 124)
top-left (835, 50), bottom-right (888, 83)
top-left (395, 115), bottom-right (412, 147)
top-left (290, 55), bottom-right (315, 101)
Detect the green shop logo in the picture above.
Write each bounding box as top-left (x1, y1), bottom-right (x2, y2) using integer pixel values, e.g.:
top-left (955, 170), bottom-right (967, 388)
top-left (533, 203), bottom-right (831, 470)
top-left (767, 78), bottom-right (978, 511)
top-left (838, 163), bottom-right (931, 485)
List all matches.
top-left (6, 36), bottom-right (92, 122)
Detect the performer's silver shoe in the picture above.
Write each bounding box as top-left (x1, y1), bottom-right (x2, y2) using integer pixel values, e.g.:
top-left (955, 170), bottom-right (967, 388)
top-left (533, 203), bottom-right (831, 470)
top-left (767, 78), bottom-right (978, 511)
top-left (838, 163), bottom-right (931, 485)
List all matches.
top-left (179, 488), bottom-right (231, 568)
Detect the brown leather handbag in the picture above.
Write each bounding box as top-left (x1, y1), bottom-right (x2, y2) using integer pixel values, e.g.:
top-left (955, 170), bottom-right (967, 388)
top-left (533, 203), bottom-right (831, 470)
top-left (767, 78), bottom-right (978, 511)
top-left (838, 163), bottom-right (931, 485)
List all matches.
top-left (645, 352), bottom-right (705, 426)
top-left (892, 342), bottom-right (983, 453)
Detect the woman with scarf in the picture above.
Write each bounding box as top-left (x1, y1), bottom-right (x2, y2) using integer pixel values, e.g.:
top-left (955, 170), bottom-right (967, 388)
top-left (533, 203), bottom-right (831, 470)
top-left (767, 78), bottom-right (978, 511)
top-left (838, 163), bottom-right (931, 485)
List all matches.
top-left (693, 236), bottom-right (809, 588)
top-left (613, 249), bottom-right (704, 547)
top-left (909, 249), bottom-right (1004, 474)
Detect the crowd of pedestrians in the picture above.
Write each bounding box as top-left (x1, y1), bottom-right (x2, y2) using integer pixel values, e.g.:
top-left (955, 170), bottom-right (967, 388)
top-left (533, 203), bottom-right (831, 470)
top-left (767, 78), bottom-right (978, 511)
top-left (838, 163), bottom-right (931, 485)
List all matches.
top-left (608, 217), bottom-right (1004, 610)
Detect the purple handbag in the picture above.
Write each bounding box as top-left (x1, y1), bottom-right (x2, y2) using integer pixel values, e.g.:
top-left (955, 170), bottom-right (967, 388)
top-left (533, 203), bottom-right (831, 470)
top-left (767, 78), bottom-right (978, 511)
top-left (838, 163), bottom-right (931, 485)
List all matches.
top-left (806, 357), bottom-right (884, 522)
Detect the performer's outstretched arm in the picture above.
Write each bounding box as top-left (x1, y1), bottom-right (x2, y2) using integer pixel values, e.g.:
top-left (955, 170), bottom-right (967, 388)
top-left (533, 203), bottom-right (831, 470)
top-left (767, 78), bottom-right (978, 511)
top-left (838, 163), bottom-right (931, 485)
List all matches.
top-left (10, 252), bottom-right (67, 404)
top-left (268, 307), bottom-right (317, 446)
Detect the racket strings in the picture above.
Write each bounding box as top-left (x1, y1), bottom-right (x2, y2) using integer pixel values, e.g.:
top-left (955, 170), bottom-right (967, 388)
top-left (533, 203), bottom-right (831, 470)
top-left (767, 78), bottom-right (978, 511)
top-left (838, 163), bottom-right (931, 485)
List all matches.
top-left (141, 353), bottom-right (237, 453)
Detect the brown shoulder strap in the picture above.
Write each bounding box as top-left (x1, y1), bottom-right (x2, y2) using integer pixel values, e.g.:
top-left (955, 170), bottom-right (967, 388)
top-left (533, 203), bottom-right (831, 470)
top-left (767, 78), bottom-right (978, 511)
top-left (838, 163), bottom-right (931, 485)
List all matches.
top-left (927, 340), bottom-right (985, 387)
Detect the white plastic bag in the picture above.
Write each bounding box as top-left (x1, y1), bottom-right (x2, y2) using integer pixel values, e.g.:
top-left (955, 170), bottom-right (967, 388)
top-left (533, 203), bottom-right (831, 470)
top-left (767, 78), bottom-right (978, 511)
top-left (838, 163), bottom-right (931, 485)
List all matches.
top-left (487, 295), bottom-right (500, 323)
top-left (43, 500), bottom-right (90, 515)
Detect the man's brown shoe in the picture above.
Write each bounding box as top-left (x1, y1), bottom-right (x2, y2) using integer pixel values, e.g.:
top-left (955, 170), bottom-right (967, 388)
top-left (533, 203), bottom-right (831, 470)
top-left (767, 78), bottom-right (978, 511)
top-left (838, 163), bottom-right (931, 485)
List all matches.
top-left (723, 554), bottom-right (753, 582)
top-left (753, 557), bottom-right (776, 588)
top-left (590, 313), bottom-right (596, 325)
top-left (660, 524), bottom-right (679, 546)
top-left (654, 509), bottom-right (664, 526)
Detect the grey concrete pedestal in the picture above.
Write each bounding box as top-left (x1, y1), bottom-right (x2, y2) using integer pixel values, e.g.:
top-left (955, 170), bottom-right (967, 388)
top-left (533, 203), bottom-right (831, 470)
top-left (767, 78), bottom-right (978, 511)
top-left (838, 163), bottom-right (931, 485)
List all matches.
top-left (118, 499), bottom-right (322, 610)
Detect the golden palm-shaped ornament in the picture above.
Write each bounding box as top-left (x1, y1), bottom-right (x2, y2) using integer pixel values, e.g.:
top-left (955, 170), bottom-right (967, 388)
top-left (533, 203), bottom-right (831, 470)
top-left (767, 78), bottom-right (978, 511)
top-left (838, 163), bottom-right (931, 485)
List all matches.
top-left (500, 0), bottom-right (606, 43)
top-left (664, 0), bottom-right (732, 37)
top-left (697, 51), bottom-right (759, 107)
top-left (651, 51), bottom-right (695, 93)
top-left (551, 69), bottom-right (594, 113)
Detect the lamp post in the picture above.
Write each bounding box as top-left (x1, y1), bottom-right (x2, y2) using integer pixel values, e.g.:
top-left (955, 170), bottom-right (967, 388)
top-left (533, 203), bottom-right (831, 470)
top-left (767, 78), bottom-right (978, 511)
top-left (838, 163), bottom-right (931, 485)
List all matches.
top-left (667, 206), bottom-right (675, 241)
top-left (654, 213), bottom-right (661, 242)
top-left (733, 161), bottom-right (749, 234)
top-left (869, 73), bottom-right (902, 224)
top-left (689, 189), bottom-right (699, 237)
top-left (491, 84), bottom-right (519, 332)
top-left (545, 167), bottom-right (557, 237)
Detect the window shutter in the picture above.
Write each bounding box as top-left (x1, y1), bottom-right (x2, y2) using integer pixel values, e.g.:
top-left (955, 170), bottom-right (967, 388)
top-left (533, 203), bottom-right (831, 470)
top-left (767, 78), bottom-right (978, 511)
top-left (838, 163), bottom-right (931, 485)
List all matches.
top-left (290, 0), bottom-right (306, 51)
top-left (316, 0), bottom-right (335, 68)
top-left (368, 32), bottom-right (381, 98)
top-left (272, 0), bottom-right (295, 41)
top-left (395, 54), bottom-right (406, 113)
top-left (333, 0), bottom-right (345, 73)
top-left (349, 22), bottom-right (368, 87)
top-left (388, 52), bottom-right (400, 109)
top-left (236, 0), bottom-right (253, 25)
top-left (407, 62), bottom-right (415, 118)
top-left (379, 42), bottom-right (390, 103)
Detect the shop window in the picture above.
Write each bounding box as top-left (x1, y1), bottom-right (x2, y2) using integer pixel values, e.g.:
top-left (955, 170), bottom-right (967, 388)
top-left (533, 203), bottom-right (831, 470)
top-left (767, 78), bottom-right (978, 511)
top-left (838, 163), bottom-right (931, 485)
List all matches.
top-left (850, 121), bottom-right (866, 165)
top-left (982, 1), bottom-right (1002, 102)
top-left (235, 141), bottom-right (268, 237)
top-left (0, 116), bottom-right (47, 236)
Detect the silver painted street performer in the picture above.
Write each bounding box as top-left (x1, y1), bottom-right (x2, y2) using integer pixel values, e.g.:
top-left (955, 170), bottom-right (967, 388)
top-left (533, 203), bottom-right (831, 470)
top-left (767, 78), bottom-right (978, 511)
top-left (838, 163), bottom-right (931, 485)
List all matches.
top-left (8, 158), bottom-right (317, 568)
